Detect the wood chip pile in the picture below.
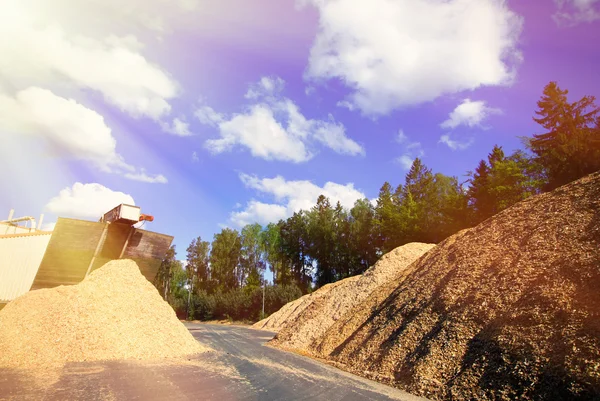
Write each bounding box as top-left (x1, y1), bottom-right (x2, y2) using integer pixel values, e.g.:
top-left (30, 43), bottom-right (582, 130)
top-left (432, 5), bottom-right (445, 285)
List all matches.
top-left (270, 243), bottom-right (435, 352)
top-left (252, 279), bottom-right (349, 332)
top-left (0, 259), bottom-right (207, 369)
top-left (297, 172), bottom-right (600, 400)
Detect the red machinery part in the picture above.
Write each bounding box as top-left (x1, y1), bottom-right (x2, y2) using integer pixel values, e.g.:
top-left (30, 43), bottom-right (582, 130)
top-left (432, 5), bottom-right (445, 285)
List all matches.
top-left (139, 214), bottom-right (154, 222)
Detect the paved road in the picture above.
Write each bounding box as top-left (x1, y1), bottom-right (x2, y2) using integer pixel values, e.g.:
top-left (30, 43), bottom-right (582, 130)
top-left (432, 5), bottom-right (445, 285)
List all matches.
top-left (0, 323), bottom-right (426, 401)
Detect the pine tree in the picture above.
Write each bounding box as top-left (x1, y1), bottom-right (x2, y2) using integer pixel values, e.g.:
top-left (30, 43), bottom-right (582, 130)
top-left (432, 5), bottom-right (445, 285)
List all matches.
top-left (467, 159), bottom-right (493, 224)
top-left (374, 182), bottom-right (402, 253)
top-left (279, 212), bottom-right (311, 292)
top-left (349, 198), bottom-right (378, 274)
top-left (530, 82), bottom-right (600, 189)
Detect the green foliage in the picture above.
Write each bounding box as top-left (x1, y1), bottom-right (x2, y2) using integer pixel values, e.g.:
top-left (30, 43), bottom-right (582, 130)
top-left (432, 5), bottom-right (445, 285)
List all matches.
top-left (153, 245), bottom-right (177, 300)
top-left (468, 146), bottom-right (542, 225)
top-left (167, 258), bottom-right (188, 319)
top-left (188, 284), bottom-right (302, 322)
top-left (240, 223), bottom-right (265, 289)
top-left (279, 212), bottom-right (312, 292)
top-left (186, 237), bottom-right (210, 291)
top-left (210, 228), bottom-right (242, 291)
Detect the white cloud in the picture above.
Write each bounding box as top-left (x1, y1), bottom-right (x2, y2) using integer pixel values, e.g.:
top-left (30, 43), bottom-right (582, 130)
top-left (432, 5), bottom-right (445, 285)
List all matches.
top-left (45, 182), bottom-right (135, 220)
top-left (194, 106), bottom-right (225, 127)
top-left (553, 0), bottom-right (600, 25)
top-left (198, 76), bottom-right (364, 162)
top-left (302, 0), bottom-right (523, 115)
top-left (394, 129), bottom-right (423, 170)
top-left (0, 87), bottom-right (167, 183)
top-left (160, 117), bottom-right (192, 136)
top-left (336, 100), bottom-right (356, 111)
top-left (230, 201), bottom-right (288, 227)
top-left (312, 117), bottom-right (365, 156)
top-left (396, 155), bottom-right (414, 170)
top-left (41, 222), bottom-right (57, 232)
top-left (192, 151), bottom-right (200, 162)
top-left (16, 0), bottom-right (199, 36)
top-left (206, 104), bottom-right (312, 163)
top-left (396, 129), bottom-right (408, 144)
top-left (0, 2), bottom-right (179, 121)
top-left (245, 76), bottom-right (285, 100)
top-left (123, 170), bottom-right (168, 184)
top-left (439, 134), bottom-right (474, 151)
top-left (440, 99), bottom-right (501, 129)
top-left (230, 174), bottom-right (366, 227)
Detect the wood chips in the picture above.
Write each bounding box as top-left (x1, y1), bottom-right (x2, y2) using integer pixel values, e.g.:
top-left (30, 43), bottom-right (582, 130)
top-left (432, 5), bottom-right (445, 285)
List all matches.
top-left (269, 243), bottom-right (435, 352)
top-left (270, 171), bottom-right (600, 400)
top-left (0, 259), bottom-right (207, 369)
top-left (252, 279), bottom-right (351, 332)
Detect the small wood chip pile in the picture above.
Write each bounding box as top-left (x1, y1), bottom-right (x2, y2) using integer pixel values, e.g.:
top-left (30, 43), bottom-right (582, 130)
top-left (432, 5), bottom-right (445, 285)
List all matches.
top-left (252, 279), bottom-right (349, 332)
top-left (0, 259), bottom-right (207, 369)
top-left (304, 172), bottom-right (600, 400)
top-left (269, 243), bottom-right (435, 352)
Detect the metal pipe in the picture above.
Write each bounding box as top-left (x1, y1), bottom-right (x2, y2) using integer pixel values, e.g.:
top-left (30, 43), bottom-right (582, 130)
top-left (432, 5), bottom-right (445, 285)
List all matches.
top-left (118, 227), bottom-right (135, 259)
top-left (86, 223), bottom-right (109, 278)
top-left (0, 216), bottom-right (36, 224)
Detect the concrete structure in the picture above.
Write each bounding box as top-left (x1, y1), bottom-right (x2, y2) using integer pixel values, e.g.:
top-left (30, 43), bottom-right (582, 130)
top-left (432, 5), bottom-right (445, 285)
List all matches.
top-left (0, 231), bottom-right (52, 305)
top-left (31, 217), bottom-right (173, 290)
top-left (0, 210), bottom-right (173, 310)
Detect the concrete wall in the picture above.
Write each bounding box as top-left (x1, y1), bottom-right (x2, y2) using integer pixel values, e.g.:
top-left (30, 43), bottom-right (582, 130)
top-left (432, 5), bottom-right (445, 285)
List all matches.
top-left (0, 223), bottom-right (36, 235)
top-left (0, 232), bottom-right (52, 303)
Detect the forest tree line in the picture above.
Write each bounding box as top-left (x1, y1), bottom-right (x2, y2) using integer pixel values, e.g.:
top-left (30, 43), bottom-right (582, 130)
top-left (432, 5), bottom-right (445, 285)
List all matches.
top-left (154, 82), bottom-right (600, 321)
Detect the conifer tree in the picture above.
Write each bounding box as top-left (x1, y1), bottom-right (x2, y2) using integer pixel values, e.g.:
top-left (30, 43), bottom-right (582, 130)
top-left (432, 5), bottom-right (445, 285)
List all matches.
top-left (530, 81), bottom-right (600, 189)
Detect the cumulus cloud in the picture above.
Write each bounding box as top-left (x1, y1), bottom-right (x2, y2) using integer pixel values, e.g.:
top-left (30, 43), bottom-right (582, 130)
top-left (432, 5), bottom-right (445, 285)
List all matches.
top-left (230, 201), bottom-right (289, 227)
top-left (45, 182), bottom-right (135, 220)
top-left (440, 99), bottom-right (502, 129)
top-left (0, 87), bottom-right (167, 183)
top-left (302, 0), bottom-right (523, 115)
top-left (206, 104), bottom-right (312, 163)
top-left (553, 0), bottom-right (600, 25)
top-left (0, 2), bottom-right (180, 121)
top-left (439, 134), bottom-right (474, 151)
top-left (198, 76), bottom-right (364, 162)
top-left (229, 174), bottom-right (366, 227)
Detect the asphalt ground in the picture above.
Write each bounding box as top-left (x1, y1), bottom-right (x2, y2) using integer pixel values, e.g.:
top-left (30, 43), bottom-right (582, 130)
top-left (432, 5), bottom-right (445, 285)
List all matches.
top-left (0, 323), bottom-right (426, 401)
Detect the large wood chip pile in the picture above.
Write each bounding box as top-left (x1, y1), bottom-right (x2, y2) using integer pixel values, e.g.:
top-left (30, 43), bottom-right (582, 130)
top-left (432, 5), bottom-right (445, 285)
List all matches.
top-left (0, 259), bottom-right (207, 369)
top-left (306, 172), bottom-right (600, 400)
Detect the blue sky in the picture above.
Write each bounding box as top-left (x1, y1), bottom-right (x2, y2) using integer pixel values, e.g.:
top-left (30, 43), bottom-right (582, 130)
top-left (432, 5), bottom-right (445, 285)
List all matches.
top-left (1, 0), bottom-right (599, 261)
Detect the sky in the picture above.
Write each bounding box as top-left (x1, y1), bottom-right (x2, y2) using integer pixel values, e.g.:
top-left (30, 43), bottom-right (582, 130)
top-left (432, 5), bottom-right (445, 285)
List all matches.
top-left (1, 0), bottom-right (599, 263)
